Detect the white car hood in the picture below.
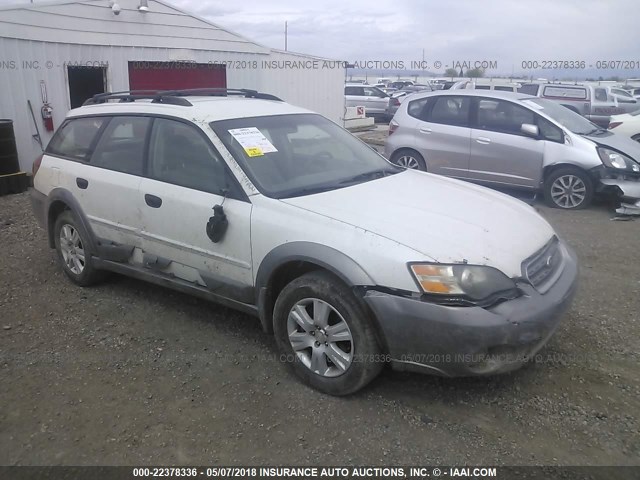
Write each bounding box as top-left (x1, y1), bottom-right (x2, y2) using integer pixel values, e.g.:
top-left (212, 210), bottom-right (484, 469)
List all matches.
top-left (280, 170), bottom-right (555, 278)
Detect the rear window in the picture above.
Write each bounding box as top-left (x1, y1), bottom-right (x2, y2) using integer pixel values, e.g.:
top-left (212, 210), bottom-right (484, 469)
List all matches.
top-left (46, 117), bottom-right (106, 161)
top-left (543, 86), bottom-right (587, 100)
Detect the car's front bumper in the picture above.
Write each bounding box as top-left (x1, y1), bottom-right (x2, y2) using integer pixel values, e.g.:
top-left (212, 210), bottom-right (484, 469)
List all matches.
top-left (363, 242), bottom-right (579, 377)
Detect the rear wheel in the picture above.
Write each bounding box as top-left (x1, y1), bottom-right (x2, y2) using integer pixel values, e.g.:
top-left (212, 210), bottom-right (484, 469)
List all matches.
top-left (390, 149), bottom-right (426, 170)
top-left (544, 167), bottom-right (593, 210)
top-left (273, 271), bottom-right (384, 395)
top-left (54, 210), bottom-right (104, 286)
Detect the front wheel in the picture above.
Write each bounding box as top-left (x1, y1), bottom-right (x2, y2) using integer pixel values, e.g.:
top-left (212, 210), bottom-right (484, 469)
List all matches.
top-left (544, 167), bottom-right (594, 210)
top-left (273, 271), bottom-right (384, 395)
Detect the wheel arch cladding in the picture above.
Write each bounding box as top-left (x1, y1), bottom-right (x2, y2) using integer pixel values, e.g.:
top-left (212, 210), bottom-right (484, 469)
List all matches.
top-left (46, 188), bottom-right (98, 253)
top-left (255, 242), bottom-right (376, 334)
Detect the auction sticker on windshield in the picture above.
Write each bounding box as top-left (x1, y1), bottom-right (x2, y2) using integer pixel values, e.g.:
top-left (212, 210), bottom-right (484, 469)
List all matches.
top-left (228, 127), bottom-right (278, 157)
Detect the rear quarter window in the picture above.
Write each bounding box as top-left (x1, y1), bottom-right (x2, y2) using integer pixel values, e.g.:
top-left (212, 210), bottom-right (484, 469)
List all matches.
top-left (46, 117), bottom-right (106, 161)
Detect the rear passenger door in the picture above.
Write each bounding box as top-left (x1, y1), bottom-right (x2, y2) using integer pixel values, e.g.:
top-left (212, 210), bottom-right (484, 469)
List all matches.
top-left (137, 117), bottom-right (253, 301)
top-left (48, 115), bottom-right (150, 248)
top-left (414, 95), bottom-right (472, 178)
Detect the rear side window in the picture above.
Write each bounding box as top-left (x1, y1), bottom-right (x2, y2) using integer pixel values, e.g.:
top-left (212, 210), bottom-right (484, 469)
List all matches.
top-left (518, 84), bottom-right (540, 95)
top-left (427, 96), bottom-right (471, 126)
top-left (476, 99), bottom-right (535, 135)
top-left (407, 97), bottom-right (431, 120)
top-left (47, 117), bottom-right (106, 161)
top-left (148, 118), bottom-right (228, 195)
top-left (345, 86), bottom-right (364, 96)
top-left (90, 116), bottom-right (150, 175)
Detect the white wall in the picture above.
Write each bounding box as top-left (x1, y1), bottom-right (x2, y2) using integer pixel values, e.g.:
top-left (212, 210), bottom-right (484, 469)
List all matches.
top-left (0, 39), bottom-right (345, 171)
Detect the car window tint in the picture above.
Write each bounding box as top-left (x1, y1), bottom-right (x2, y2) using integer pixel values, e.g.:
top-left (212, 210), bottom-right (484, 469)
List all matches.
top-left (475, 85), bottom-right (490, 90)
top-left (543, 86), bottom-right (587, 100)
top-left (345, 86), bottom-right (364, 96)
top-left (494, 86), bottom-right (514, 91)
top-left (407, 97), bottom-right (430, 120)
top-left (537, 116), bottom-right (563, 142)
top-left (476, 99), bottom-right (535, 134)
top-left (47, 117), bottom-right (105, 161)
top-left (90, 116), bottom-right (149, 175)
top-left (518, 84), bottom-right (539, 95)
top-left (149, 118), bottom-right (227, 195)
top-left (428, 96), bottom-right (471, 126)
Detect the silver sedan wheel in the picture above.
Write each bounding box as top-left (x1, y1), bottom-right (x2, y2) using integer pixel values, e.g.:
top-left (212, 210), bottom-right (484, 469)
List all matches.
top-left (394, 155), bottom-right (420, 169)
top-left (550, 175), bottom-right (586, 208)
top-left (287, 298), bottom-right (354, 378)
top-left (59, 224), bottom-right (85, 275)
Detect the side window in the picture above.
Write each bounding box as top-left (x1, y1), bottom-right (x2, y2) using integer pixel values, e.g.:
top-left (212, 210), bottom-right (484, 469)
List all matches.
top-left (518, 84), bottom-right (539, 95)
top-left (345, 86), bottom-right (364, 96)
top-left (148, 118), bottom-right (228, 195)
top-left (427, 96), bottom-right (471, 127)
top-left (407, 98), bottom-right (431, 120)
top-left (476, 99), bottom-right (535, 135)
top-left (363, 87), bottom-right (385, 97)
top-left (47, 117), bottom-right (106, 161)
top-left (537, 116), bottom-right (563, 143)
top-left (90, 116), bottom-right (149, 175)
top-left (594, 88), bottom-right (608, 102)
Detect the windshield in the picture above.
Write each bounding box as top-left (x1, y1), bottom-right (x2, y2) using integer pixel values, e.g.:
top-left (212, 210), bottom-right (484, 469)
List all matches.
top-left (210, 114), bottom-right (400, 198)
top-left (524, 98), bottom-right (602, 135)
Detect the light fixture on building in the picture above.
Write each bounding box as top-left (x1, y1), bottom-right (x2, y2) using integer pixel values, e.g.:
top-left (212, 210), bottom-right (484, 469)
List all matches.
top-left (108, 0), bottom-right (121, 15)
top-left (138, 0), bottom-right (149, 12)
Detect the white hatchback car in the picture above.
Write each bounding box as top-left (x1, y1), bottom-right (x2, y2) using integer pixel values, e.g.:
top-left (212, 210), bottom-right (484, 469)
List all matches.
top-left (31, 89), bottom-right (579, 395)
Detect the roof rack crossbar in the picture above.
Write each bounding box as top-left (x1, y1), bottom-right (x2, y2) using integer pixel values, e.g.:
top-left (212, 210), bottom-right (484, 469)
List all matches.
top-left (83, 88), bottom-right (282, 106)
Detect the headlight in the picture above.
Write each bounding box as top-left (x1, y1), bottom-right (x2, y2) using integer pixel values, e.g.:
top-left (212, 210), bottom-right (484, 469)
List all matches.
top-left (597, 147), bottom-right (640, 172)
top-left (409, 263), bottom-right (518, 305)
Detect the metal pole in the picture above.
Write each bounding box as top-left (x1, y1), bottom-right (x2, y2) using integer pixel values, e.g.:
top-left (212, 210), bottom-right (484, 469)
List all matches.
top-left (285, 21), bottom-right (288, 51)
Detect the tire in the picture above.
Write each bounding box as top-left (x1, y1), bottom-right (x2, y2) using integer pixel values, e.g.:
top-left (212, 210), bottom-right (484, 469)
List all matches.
top-left (273, 271), bottom-right (384, 396)
top-left (53, 210), bottom-right (105, 286)
top-left (390, 149), bottom-right (426, 171)
top-left (544, 167), bottom-right (594, 210)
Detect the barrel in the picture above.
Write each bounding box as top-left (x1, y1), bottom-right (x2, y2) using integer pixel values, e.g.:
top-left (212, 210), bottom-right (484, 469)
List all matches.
top-left (0, 119), bottom-right (20, 175)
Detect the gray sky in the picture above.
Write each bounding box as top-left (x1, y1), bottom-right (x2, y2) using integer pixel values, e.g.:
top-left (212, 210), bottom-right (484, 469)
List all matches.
top-left (2, 0), bottom-right (639, 75)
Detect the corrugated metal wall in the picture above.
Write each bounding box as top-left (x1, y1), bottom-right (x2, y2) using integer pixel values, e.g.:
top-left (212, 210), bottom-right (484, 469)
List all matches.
top-left (0, 38), bottom-right (345, 171)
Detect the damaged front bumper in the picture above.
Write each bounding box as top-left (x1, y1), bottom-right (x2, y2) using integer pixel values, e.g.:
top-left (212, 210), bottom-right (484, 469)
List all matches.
top-left (595, 167), bottom-right (640, 214)
top-left (363, 242), bottom-right (579, 377)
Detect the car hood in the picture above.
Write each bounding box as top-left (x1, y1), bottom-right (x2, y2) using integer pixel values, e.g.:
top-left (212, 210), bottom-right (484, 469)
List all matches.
top-left (584, 130), bottom-right (640, 161)
top-left (280, 170), bottom-right (555, 278)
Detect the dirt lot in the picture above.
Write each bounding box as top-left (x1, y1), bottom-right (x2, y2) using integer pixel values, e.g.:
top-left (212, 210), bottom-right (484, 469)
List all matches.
top-left (1, 190), bottom-right (639, 466)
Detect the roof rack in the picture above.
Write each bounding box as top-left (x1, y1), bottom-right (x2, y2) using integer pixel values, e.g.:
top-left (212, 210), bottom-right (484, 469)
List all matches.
top-left (83, 88), bottom-right (282, 106)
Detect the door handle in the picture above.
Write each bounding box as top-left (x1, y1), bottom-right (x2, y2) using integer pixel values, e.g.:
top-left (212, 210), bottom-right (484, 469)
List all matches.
top-left (476, 137), bottom-right (491, 144)
top-left (76, 178), bottom-right (88, 189)
top-left (419, 128), bottom-right (432, 134)
top-left (144, 194), bottom-right (162, 208)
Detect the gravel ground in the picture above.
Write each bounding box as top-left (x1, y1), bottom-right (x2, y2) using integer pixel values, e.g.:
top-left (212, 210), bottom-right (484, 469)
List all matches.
top-left (0, 190), bottom-right (639, 466)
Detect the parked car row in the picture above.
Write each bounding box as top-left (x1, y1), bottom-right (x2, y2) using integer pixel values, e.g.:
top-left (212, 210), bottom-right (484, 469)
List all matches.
top-left (385, 90), bottom-right (640, 210)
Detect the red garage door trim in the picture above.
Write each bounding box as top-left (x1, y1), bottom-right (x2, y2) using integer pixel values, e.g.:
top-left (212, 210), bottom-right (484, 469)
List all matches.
top-left (128, 62), bottom-right (226, 91)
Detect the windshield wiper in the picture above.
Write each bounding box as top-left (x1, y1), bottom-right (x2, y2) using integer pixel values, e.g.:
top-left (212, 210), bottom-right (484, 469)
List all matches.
top-left (279, 184), bottom-right (341, 198)
top-left (338, 168), bottom-right (399, 186)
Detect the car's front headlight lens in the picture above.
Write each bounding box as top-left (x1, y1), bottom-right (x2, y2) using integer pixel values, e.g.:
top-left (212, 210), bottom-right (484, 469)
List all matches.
top-left (598, 147), bottom-right (640, 172)
top-left (409, 263), bottom-right (518, 303)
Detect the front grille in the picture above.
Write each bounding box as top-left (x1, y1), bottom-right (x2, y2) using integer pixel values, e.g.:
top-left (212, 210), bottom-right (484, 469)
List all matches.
top-left (522, 237), bottom-right (563, 293)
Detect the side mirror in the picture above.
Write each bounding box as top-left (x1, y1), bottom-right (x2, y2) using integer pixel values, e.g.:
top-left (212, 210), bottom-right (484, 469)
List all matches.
top-left (521, 123), bottom-right (539, 138)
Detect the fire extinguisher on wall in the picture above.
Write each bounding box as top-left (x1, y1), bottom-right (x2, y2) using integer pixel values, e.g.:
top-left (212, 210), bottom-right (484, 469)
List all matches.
top-left (41, 103), bottom-right (54, 132)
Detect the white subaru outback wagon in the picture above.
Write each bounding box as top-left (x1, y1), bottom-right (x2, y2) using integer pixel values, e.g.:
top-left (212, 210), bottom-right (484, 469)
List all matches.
top-left (31, 89), bottom-right (579, 395)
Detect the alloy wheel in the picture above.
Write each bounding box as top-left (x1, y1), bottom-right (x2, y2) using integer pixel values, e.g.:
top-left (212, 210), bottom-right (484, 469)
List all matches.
top-left (287, 298), bottom-right (354, 377)
top-left (59, 224), bottom-right (85, 275)
top-left (394, 155), bottom-right (420, 169)
top-left (550, 175), bottom-right (586, 208)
